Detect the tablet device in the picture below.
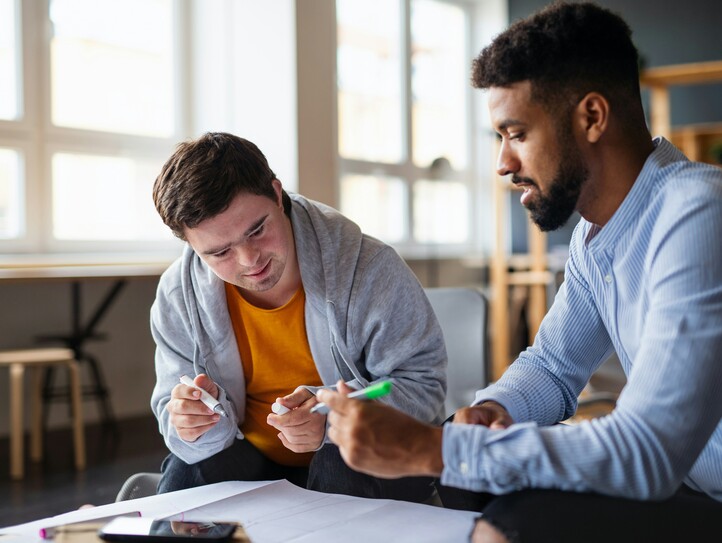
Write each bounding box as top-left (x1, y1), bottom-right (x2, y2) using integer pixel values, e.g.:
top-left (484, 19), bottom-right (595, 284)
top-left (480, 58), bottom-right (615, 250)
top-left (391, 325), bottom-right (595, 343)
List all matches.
top-left (98, 517), bottom-right (239, 542)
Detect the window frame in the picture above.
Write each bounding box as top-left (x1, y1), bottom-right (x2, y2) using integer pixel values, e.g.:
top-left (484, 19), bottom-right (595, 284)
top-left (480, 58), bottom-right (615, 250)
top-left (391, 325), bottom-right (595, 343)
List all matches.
top-left (336, 0), bottom-right (480, 259)
top-left (0, 0), bottom-right (189, 256)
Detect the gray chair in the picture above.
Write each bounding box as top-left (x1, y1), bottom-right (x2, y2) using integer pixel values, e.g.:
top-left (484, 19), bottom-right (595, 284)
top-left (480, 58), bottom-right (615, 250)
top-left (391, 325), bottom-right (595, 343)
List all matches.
top-left (424, 287), bottom-right (489, 419)
top-left (116, 471), bottom-right (162, 501)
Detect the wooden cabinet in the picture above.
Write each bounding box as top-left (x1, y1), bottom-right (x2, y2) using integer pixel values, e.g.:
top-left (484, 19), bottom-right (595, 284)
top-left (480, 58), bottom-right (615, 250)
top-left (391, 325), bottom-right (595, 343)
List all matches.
top-left (489, 60), bottom-right (722, 381)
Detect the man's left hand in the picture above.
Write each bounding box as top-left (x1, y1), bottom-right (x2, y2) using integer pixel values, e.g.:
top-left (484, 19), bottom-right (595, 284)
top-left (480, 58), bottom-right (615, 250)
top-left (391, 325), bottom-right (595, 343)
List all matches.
top-left (267, 387), bottom-right (326, 452)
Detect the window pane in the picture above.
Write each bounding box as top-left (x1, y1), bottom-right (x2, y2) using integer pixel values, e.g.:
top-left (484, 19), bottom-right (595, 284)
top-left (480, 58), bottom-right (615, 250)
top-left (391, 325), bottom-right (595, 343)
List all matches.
top-left (0, 148), bottom-right (22, 239)
top-left (49, 0), bottom-right (174, 137)
top-left (413, 180), bottom-right (468, 243)
top-left (52, 152), bottom-right (171, 241)
top-left (340, 174), bottom-right (406, 243)
top-left (411, 0), bottom-right (467, 169)
top-left (337, 0), bottom-right (403, 163)
top-left (0, 0), bottom-right (20, 120)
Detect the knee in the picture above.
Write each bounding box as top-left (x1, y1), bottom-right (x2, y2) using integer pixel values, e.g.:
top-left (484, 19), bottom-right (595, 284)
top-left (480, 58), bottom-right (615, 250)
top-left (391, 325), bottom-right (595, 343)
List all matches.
top-left (307, 444), bottom-right (364, 494)
top-left (472, 519), bottom-right (511, 543)
top-left (158, 453), bottom-right (204, 493)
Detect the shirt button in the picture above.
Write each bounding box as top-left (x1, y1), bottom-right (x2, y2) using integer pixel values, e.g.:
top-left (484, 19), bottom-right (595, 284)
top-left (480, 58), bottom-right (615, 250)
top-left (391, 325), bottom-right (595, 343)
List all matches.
top-left (460, 462), bottom-right (469, 475)
top-left (604, 274), bottom-right (612, 283)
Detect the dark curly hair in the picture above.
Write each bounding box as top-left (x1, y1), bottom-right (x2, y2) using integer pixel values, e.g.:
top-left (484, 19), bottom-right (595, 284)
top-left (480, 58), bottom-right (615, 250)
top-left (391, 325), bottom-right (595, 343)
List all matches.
top-left (472, 1), bottom-right (644, 120)
top-left (153, 132), bottom-right (291, 240)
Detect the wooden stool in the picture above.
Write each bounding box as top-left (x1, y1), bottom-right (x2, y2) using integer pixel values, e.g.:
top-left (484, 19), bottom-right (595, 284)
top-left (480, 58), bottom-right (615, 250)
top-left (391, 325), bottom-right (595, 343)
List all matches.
top-left (0, 348), bottom-right (86, 480)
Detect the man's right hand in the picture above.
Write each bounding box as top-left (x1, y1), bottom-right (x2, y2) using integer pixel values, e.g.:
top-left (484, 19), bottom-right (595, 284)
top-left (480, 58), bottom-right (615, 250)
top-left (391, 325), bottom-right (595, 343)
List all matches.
top-left (167, 374), bottom-right (221, 442)
top-left (452, 401), bottom-right (513, 429)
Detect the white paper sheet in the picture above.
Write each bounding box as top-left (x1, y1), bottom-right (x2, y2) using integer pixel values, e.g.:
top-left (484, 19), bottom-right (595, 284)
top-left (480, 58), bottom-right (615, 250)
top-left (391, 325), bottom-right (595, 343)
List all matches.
top-left (0, 480), bottom-right (274, 541)
top-left (167, 480), bottom-right (479, 543)
top-left (1, 479), bottom-right (479, 542)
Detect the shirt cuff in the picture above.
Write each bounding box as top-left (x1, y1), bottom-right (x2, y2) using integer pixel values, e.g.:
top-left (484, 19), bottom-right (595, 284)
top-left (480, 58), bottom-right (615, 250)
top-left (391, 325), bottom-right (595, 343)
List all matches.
top-left (440, 422), bottom-right (488, 492)
top-left (472, 385), bottom-right (525, 423)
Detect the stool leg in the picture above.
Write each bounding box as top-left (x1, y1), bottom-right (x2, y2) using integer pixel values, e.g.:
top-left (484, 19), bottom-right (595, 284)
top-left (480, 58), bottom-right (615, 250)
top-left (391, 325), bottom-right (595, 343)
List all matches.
top-left (9, 363), bottom-right (25, 480)
top-left (41, 366), bottom-right (57, 433)
top-left (30, 366), bottom-right (44, 462)
top-left (81, 351), bottom-right (116, 430)
top-left (66, 360), bottom-right (86, 471)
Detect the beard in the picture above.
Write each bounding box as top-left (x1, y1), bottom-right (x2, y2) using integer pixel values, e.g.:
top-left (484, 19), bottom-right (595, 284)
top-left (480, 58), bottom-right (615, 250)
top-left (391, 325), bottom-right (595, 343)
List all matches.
top-left (515, 134), bottom-right (589, 232)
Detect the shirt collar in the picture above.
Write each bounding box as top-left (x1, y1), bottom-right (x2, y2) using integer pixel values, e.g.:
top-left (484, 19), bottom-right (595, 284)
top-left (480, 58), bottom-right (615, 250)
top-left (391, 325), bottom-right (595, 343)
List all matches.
top-left (584, 137), bottom-right (687, 253)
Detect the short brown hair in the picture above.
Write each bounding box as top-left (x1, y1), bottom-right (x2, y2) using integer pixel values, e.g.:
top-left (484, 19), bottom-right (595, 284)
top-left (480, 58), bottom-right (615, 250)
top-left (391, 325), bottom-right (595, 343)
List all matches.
top-left (153, 132), bottom-right (290, 240)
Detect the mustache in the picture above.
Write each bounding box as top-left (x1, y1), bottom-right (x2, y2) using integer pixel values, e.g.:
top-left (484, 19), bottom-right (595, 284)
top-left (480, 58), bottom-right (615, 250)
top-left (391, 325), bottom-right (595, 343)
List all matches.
top-left (511, 175), bottom-right (536, 187)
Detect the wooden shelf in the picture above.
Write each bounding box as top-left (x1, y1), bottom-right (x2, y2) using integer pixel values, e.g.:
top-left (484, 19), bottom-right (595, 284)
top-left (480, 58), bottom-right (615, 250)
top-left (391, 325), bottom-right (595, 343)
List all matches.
top-left (640, 60), bottom-right (722, 87)
top-left (640, 60), bottom-right (722, 141)
top-left (671, 123), bottom-right (722, 165)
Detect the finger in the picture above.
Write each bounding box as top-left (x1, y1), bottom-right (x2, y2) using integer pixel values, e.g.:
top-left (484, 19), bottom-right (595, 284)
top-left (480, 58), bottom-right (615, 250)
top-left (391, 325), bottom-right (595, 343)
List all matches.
top-left (178, 421), bottom-right (217, 442)
top-left (173, 412), bottom-right (220, 429)
top-left (170, 397), bottom-right (216, 416)
top-left (280, 387), bottom-right (314, 408)
top-left (315, 388), bottom-right (338, 406)
top-left (489, 415), bottom-right (512, 429)
top-left (452, 407), bottom-right (475, 424)
top-left (316, 381), bottom-right (352, 414)
top-left (337, 381), bottom-right (355, 395)
top-left (268, 403), bottom-right (320, 427)
top-left (173, 383), bottom-right (202, 401)
top-left (277, 431), bottom-right (317, 453)
top-left (193, 373), bottom-right (219, 398)
top-left (276, 426), bottom-right (314, 442)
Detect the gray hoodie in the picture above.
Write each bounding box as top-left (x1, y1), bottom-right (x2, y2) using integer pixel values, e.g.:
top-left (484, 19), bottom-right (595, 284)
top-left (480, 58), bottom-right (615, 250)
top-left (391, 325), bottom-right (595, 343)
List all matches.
top-left (150, 192), bottom-right (447, 464)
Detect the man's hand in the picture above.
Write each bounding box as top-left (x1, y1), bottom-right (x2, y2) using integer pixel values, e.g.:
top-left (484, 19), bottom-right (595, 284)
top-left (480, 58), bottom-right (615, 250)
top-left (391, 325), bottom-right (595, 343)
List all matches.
top-left (453, 401), bottom-right (513, 429)
top-left (167, 373), bottom-right (221, 442)
top-left (267, 387), bottom-right (326, 453)
top-left (317, 380), bottom-right (444, 479)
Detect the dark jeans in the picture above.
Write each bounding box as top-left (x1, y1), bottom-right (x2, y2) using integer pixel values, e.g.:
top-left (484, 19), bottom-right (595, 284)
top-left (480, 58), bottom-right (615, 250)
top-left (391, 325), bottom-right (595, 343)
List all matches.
top-left (437, 482), bottom-right (722, 543)
top-left (158, 438), bottom-right (435, 503)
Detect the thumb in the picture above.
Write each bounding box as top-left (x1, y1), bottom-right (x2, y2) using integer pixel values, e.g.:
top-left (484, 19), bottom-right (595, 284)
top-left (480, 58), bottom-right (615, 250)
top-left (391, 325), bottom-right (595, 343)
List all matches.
top-left (194, 373), bottom-right (219, 399)
top-left (337, 380), bottom-right (355, 395)
top-left (280, 387), bottom-right (313, 409)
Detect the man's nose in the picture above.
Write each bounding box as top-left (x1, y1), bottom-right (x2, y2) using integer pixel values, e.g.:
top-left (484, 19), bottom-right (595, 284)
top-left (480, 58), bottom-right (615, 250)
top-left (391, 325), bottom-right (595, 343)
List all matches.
top-left (236, 244), bottom-right (260, 268)
top-left (496, 141), bottom-right (520, 177)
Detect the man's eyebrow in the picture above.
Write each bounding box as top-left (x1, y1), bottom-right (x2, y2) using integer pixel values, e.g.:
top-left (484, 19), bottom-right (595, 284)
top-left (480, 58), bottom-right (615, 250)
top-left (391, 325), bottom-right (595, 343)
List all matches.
top-left (497, 119), bottom-right (526, 132)
top-left (244, 215), bottom-right (268, 237)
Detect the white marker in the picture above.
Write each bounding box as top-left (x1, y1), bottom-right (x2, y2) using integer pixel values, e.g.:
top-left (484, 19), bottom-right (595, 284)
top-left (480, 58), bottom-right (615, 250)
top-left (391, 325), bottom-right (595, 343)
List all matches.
top-left (271, 402), bottom-right (290, 415)
top-left (179, 375), bottom-right (228, 417)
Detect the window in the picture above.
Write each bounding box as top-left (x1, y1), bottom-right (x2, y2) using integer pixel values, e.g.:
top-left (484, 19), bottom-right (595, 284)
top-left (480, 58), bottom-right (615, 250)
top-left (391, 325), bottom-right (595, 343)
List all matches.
top-left (0, 148), bottom-right (22, 239)
top-left (50, 0), bottom-right (175, 137)
top-left (336, 0), bottom-right (476, 256)
top-left (0, 0), bottom-right (20, 122)
top-left (0, 0), bottom-right (184, 255)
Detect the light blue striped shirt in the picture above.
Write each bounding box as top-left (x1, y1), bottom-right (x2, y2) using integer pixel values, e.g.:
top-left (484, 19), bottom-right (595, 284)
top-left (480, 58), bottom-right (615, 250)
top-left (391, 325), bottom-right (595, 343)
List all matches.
top-left (442, 138), bottom-right (722, 501)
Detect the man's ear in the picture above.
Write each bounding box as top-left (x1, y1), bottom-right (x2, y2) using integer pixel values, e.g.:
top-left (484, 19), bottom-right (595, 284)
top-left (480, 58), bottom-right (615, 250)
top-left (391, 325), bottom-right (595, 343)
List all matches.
top-left (574, 92), bottom-right (609, 143)
top-left (271, 178), bottom-right (283, 207)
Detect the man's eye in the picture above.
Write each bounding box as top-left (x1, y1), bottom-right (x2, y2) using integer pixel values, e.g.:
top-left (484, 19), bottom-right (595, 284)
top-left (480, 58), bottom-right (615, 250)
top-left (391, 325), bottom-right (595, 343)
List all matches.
top-left (250, 224), bottom-right (265, 237)
top-left (509, 132), bottom-right (524, 140)
top-left (213, 249), bottom-right (229, 258)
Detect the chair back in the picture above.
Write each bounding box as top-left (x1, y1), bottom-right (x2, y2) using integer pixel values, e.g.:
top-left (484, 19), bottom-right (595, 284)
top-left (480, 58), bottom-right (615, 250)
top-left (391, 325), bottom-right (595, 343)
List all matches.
top-left (116, 471), bottom-right (162, 501)
top-left (425, 287), bottom-right (489, 418)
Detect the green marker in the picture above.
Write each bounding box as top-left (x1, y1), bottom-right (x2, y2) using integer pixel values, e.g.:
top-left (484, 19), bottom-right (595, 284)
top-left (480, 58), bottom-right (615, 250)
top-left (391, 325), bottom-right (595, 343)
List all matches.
top-left (311, 380), bottom-right (393, 415)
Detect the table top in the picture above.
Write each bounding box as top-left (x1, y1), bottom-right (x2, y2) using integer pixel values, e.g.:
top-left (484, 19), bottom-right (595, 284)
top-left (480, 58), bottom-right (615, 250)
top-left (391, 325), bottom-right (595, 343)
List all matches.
top-left (0, 254), bottom-right (178, 283)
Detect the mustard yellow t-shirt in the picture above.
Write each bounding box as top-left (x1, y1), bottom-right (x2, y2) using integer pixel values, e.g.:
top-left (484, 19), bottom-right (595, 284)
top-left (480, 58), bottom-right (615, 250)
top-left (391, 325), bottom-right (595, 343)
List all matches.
top-left (224, 283), bottom-right (322, 466)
